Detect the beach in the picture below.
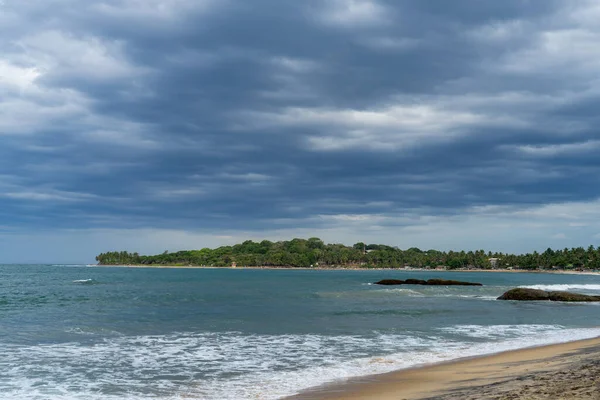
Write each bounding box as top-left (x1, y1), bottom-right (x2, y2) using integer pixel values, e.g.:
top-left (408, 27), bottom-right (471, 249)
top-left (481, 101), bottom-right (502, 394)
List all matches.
top-left (3, 265), bottom-right (600, 399)
top-left (289, 337), bottom-right (600, 399)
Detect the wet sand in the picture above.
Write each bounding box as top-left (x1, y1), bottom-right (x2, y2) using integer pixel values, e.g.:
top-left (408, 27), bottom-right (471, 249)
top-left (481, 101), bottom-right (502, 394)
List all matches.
top-left (286, 337), bottom-right (600, 400)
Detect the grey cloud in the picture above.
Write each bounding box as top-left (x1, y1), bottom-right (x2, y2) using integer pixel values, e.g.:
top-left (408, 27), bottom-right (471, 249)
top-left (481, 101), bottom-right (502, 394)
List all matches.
top-left (0, 0), bottom-right (599, 254)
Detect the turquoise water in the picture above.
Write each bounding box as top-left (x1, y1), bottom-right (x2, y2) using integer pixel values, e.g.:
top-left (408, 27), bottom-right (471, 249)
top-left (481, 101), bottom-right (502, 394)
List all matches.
top-left (2, 265), bottom-right (600, 399)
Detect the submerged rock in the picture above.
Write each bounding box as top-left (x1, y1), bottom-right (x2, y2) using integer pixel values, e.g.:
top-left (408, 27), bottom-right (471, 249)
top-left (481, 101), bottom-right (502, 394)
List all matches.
top-left (426, 279), bottom-right (483, 286)
top-left (374, 279), bottom-right (405, 285)
top-left (404, 279), bottom-right (428, 285)
top-left (497, 288), bottom-right (550, 301)
top-left (548, 291), bottom-right (600, 302)
top-left (373, 278), bottom-right (482, 286)
top-left (498, 288), bottom-right (600, 302)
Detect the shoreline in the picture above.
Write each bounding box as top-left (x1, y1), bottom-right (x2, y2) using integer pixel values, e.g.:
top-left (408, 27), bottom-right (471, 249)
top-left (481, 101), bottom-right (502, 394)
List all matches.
top-left (91, 264), bottom-right (600, 275)
top-left (285, 336), bottom-right (600, 399)
top-left (84, 264), bottom-right (600, 398)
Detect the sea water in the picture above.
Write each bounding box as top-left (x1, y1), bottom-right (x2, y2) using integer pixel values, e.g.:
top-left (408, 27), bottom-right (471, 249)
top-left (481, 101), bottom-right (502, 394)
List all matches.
top-left (1, 265), bottom-right (600, 399)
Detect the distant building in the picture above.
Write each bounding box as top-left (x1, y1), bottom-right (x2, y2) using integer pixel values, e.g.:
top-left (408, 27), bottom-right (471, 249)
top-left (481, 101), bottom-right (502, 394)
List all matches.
top-left (489, 258), bottom-right (499, 268)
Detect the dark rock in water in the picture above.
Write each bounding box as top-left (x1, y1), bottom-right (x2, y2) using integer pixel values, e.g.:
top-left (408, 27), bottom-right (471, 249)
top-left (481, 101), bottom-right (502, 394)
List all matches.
top-left (548, 291), bottom-right (600, 302)
top-left (498, 288), bottom-right (600, 302)
top-left (426, 279), bottom-right (483, 286)
top-left (374, 279), bottom-right (405, 285)
top-left (373, 278), bottom-right (482, 286)
top-left (404, 279), bottom-right (428, 285)
top-left (498, 288), bottom-right (550, 301)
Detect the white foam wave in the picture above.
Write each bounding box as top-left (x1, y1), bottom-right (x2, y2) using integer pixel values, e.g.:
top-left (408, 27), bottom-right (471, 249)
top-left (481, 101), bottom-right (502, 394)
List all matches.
top-left (379, 288), bottom-right (425, 296)
top-left (2, 326), bottom-right (600, 400)
top-left (438, 324), bottom-right (564, 339)
top-left (444, 294), bottom-right (498, 301)
top-left (51, 264), bottom-right (87, 267)
top-left (376, 288), bottom-right (497, 300)
top-left (64, 327), bottom-right (124, 337)
top-left (521, 284), bottom-right (600, 292)
top-left (72, 279), bottom-right (94, 284)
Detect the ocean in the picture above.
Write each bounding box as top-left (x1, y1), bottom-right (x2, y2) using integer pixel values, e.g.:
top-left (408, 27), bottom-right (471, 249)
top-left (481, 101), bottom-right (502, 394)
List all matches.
top-left (1, 265), bottom-right (600, 399)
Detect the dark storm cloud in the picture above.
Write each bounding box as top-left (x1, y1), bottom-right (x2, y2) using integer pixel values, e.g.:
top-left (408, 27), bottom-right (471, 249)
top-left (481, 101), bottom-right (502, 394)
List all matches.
top-left (1, 0), bottom-right (600, 236)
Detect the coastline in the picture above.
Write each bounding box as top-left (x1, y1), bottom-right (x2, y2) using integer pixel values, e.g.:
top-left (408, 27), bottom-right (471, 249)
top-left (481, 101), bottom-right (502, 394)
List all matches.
top-left (286, 336), bottom-right (600, 400)
top-left (82, 264), bottom-right (600, 398)
top-left (92, 264), bottom-right (600, 275)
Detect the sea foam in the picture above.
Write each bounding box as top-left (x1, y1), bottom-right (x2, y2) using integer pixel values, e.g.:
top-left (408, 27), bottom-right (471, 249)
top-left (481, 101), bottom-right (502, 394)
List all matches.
top-left (72, 279), bottom-right (96, 284)
top-left (521, 284), bottom-right (600, 292)
top-left (3, 326), bottom-right (600, 400)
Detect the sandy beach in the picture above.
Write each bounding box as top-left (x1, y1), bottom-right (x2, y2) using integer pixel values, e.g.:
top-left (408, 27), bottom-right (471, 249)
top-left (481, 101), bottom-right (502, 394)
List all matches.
top-left (287, 337), bottom-right (600, 399)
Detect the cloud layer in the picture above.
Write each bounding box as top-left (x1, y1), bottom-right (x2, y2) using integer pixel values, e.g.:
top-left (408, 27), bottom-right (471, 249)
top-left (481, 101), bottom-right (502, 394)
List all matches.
top-left (1, 0), bottom-right (600, 261)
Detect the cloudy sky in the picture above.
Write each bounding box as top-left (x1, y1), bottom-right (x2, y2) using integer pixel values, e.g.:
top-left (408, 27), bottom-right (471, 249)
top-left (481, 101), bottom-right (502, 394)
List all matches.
top-left (1, 0), bottom-right (600, 262)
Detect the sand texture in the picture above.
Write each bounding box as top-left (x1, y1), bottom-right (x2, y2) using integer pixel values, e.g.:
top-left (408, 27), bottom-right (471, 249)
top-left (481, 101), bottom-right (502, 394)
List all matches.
top-left (425, 359), bottom-right (600, 400)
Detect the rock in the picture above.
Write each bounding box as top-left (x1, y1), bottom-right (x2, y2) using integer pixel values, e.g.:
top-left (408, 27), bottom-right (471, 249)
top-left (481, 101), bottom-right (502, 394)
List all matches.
top-left (373, 279), bottom-right (405, 285)
top-left (404, 279), bottom-right (428, 285)
top-left (498, 288), bottom-right (550, 301)
top-left (426, 279), bottom-right (483, 286)
top-left (548, 291), bottom-right (600, 302)
top-left (498, 288), bottom-right (600, 302)
top-left (373, 278), bottom-right (482, 286)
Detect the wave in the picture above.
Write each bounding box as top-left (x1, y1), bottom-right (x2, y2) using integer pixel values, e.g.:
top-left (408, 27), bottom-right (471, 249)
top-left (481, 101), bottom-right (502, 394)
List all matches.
top-left (51, 264), bottom-right (88, 267)
top-left (375, 287), bottom-right (499, 300)
top-left (315, 288), bottom-right (425, 298)
top-left (521, 284), bottom-right (600, 292)
top-left (3, 326), bottom-right (600, 400)
top-left (72, 279), bottom-right (98, 285)
top-left (438, 324), bottom-right (565, 339)
top-left (378, 288), bottom-right (425, 296)
top-left (320, 286), bottom-right (498, 300)
top-left (441, 294), bottom-right (498, 300)
top-left (64, 327), bottom-right (124, 337)
top-left (332, 309), bottom-right (447, 317)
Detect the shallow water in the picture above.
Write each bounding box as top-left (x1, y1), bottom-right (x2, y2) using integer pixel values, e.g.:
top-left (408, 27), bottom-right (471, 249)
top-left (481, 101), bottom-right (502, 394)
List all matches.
top-left (1, 265), bottom-right (600, 399)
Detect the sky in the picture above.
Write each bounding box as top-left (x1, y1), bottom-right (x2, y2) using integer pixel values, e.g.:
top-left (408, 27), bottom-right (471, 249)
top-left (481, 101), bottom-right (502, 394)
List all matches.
top-left (1, 0), bottom-right (600, 263)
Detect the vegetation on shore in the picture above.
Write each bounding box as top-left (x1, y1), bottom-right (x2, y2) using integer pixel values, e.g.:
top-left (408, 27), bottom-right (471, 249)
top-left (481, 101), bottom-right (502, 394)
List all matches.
top-left (95, 238), bottom-right (600, 270)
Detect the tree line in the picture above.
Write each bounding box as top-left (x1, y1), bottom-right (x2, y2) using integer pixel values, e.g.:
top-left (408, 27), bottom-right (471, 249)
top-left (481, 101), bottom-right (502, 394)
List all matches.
top-left (95, 238), bottom-right (600, 270)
